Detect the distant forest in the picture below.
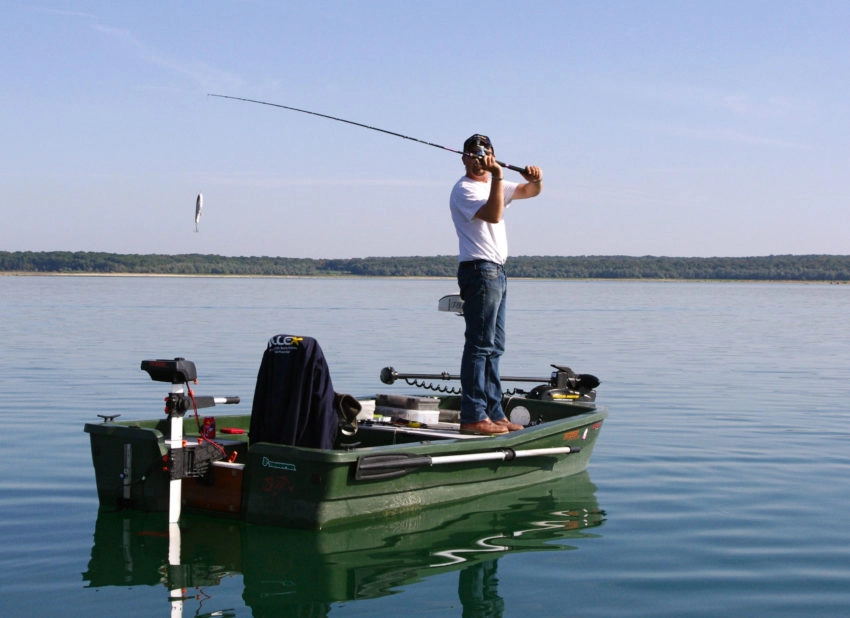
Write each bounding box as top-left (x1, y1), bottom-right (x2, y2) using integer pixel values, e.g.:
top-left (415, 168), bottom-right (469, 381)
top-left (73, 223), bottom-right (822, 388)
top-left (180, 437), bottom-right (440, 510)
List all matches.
top-left (1, 251), bottom-right (849, 281)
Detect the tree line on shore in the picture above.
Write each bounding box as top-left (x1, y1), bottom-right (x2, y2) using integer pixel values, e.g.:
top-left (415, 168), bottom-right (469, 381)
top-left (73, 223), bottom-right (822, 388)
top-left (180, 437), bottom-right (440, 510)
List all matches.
top-left (1, 251), bottom-right (849, 281)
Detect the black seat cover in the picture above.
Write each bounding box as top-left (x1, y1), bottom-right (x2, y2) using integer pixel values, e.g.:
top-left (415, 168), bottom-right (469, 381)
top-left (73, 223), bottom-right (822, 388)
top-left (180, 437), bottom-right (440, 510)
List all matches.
top-left (249, 334), bottom-right (338, 449)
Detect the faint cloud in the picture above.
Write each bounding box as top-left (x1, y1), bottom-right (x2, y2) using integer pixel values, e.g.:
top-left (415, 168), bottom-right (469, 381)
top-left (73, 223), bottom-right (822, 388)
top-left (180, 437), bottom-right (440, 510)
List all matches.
top-left (612, 79), bottom-right (814, 150)
top-left (717, 94), bottom-right (810, 118)
top-left (27, 5), bottom-right (98, 19)
top-left (606, 78), bottom-right (812, 120)
top-left (208, 171), bottom-right (442, 189)
top-left (664, 125), bottom-right (810, 150)
top-left (90, 24), bottom-right (244, 93)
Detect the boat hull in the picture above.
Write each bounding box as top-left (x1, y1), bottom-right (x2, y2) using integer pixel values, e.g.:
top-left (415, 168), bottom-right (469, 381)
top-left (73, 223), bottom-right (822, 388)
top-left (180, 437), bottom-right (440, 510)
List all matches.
top-left (85, 397), bottom-right (606, 529)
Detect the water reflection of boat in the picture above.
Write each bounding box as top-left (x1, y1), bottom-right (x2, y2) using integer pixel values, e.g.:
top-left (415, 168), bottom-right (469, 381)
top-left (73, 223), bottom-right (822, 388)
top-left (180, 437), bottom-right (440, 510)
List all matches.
top-left (83, 472), bottom-right (604, 615)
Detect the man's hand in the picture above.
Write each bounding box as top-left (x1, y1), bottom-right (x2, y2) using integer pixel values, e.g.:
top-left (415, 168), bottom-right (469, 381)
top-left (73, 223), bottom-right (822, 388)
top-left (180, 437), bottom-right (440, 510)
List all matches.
top-left (514, 165), bottom-right (543, 199)
top-left (521, 165), bottom-right (542, 183)
top-left (480, 153), bottom-right (503, 177)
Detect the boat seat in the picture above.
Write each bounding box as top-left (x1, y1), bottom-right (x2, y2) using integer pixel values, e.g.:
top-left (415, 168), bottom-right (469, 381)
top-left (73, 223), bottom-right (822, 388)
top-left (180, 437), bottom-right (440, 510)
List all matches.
top-left (249, 334), bottom-right (340, 449)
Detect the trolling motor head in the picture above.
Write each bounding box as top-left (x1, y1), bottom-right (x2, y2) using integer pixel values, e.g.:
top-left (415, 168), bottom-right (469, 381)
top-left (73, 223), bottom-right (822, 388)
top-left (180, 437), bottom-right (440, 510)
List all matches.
top-left (141, 358), bottom-right (197, 384)
top-left (380, 366), bottom-right (398, 385)
top-left (550, 364), bottom-right (600, 390)
top-left (139, 358), bottom-right (239, 417)
top-left (527, 365), bottom-right (600, 402)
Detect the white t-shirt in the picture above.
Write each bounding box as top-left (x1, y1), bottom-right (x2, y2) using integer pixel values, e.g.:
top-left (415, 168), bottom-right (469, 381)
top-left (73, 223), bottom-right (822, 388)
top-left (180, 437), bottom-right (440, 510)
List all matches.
top-left (450, 176), bottom-right (518, 264)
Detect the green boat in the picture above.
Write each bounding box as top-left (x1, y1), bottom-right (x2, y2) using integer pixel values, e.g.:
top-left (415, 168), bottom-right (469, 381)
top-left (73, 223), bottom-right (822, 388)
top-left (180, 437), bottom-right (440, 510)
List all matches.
top-left (85, 336), bottom-right (607, 530)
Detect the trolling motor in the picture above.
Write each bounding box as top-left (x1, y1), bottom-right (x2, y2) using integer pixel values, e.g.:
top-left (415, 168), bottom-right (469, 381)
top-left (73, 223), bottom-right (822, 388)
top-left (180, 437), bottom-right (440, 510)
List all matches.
top-left (380, 364), bottom-right (599, 402)
top-left (526, 365), bottom-right (600, 402)
top-left (140, 358), bottom-right (240, 523)
top-left (141, 359), bottom-right (240, 418)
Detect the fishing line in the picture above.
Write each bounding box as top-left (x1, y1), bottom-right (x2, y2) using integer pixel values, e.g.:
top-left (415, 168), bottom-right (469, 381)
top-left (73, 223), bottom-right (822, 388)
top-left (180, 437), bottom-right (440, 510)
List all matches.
top-left (208, 93), bottom-right (528, 173)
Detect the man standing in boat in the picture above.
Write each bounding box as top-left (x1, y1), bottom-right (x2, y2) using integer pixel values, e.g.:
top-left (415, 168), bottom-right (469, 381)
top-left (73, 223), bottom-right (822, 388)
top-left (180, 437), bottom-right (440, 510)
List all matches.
top-left (450, 134), bottom-right (544, 434)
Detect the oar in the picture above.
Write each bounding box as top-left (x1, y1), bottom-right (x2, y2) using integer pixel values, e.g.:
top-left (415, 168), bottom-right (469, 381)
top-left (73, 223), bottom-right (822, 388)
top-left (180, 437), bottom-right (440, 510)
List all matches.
top-left (354, 446), bottom-right (580, 481)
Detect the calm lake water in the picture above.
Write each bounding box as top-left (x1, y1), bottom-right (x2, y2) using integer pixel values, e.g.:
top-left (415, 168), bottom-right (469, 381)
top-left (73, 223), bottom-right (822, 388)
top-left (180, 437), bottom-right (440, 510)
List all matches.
top-left (1, 275), bottom-right (848, 617)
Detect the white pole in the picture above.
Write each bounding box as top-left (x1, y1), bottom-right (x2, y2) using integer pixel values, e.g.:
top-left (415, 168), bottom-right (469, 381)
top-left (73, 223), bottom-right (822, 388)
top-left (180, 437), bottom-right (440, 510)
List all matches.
top-left (167, 384), bottom-right (185, 524)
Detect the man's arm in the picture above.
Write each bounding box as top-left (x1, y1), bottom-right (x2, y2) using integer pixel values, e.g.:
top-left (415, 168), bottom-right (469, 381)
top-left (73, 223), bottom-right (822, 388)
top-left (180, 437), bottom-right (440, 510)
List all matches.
top-left (474, 154), bottom-right (507, 223)
top-left (513, 165), bottom-right (543, 200)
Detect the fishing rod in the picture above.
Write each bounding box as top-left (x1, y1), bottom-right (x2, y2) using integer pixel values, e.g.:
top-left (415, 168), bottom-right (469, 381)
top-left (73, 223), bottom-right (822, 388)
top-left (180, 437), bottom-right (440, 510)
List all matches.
top-left (207, 93), bottom-right (528, 174)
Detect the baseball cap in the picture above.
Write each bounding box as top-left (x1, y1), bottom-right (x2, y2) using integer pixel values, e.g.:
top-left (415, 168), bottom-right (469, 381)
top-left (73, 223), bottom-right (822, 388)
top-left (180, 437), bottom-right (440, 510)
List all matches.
top-left (463, 134), bottom-right (493, 156)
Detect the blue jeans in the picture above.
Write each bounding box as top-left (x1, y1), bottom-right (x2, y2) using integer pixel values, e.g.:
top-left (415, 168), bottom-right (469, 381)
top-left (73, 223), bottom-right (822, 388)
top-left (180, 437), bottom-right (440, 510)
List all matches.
top-left (457, 261), bottom-right (507, 424)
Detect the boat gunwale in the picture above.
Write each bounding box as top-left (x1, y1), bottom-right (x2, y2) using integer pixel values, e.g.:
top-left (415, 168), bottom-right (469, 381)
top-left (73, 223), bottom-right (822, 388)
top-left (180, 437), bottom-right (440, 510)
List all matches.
top-left (84, 405), bottom-right (607, 462)
top-left (251, 406), bottom-right (607, 461)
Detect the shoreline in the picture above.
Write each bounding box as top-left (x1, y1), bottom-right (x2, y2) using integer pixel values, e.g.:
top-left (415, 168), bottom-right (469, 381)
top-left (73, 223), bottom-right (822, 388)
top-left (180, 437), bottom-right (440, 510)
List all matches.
top-left (4, 253), bottom-right (848, 282)
top-left (2, 271), bottom-right (846, 284)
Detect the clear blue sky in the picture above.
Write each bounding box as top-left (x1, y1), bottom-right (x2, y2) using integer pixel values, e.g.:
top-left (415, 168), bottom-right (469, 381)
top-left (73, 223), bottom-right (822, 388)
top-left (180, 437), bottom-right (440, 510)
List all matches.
top-left (3, 1), bottom-right (848, 258)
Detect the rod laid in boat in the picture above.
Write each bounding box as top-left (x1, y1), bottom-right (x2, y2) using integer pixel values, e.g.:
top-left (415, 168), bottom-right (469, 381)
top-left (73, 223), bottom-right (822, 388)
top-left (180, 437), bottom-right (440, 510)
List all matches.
top-left (355, 445), bottom-right (580, 481)
top-left (380, 366), bottom-right (551, 385)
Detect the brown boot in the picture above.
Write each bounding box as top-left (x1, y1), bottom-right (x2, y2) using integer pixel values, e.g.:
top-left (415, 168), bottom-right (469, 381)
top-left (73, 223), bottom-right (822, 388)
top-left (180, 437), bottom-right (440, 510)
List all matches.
top-left (460, 419), bottom-right (509, 435)
top-left (494, 418), bottom-right (524, 431)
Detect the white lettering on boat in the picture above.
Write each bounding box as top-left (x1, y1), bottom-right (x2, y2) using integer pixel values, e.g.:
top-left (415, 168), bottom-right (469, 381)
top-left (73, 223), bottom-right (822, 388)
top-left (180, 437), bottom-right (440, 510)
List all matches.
top-left (261, 456), bottom-right (296, 471)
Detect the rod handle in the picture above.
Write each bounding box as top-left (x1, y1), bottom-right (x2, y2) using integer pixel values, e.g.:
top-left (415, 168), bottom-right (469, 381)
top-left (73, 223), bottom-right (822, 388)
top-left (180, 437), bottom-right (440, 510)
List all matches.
top-left (499, 161), bottom-right (528, 174)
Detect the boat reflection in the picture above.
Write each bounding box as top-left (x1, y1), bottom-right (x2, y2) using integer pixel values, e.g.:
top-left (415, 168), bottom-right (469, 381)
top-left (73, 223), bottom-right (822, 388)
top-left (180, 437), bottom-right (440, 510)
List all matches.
top-left (83, 471), bottom-right (604, 616)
